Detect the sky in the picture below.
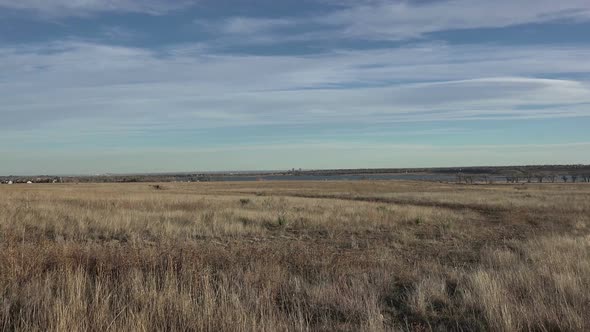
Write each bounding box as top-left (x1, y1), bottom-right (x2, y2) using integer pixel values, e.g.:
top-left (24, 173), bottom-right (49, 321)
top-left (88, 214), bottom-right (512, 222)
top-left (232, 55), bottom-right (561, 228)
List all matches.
top-left (1, 0), bottom-right (590, 175)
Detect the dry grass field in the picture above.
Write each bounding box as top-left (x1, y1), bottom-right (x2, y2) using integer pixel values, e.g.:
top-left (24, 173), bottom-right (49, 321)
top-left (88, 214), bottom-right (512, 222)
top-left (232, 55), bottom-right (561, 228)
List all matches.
top-left (0, 180), bottom-right (589, 331)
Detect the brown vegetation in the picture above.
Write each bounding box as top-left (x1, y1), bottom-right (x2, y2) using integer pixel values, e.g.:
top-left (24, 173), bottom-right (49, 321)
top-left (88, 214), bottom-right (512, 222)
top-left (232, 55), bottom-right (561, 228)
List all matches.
top-left (0, 181), bottom-right (589, 331)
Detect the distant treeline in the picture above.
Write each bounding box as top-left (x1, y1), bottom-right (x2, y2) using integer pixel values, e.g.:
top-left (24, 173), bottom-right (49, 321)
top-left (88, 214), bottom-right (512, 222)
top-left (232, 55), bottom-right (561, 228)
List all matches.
top-left (2, 165), bottom-right (589, 184)
top-left (299, 165), bottom-right (590, 176)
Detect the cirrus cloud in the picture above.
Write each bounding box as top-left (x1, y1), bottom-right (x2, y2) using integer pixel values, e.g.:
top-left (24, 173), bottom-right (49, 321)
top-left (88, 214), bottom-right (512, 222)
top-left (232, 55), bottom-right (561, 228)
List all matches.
top-left (0, 0), bottom-right (197, 16)
top-left (1, 41), bottom-right (589, 133)
top-left (205, 0), bottom-right (590, 43)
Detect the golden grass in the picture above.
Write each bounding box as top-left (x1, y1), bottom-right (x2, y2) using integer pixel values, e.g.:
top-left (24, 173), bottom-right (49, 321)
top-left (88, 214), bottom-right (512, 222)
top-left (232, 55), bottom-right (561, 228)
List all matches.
top-left (0, 181), bottom-right (589, 331)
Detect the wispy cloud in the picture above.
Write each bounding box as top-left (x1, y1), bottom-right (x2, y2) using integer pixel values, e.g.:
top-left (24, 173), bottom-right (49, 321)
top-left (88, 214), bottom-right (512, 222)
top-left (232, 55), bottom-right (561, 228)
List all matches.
top-left (207, 17), bottom-right (296, 35)
top-left (204, 0), bottom-right (590, 43)
top-left (317, 0), bottom-right (590, 40)
top-left (0, 0), bottom-right (196, 16)
top-left (1, 41), bottom-right (589, 137)
top-left (99, 26), bottom-right (142, 42)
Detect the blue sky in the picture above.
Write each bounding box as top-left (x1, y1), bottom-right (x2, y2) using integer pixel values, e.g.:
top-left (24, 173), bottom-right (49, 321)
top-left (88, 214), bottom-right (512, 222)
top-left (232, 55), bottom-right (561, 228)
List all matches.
top-left (1, 0), bottom-right (590, 175)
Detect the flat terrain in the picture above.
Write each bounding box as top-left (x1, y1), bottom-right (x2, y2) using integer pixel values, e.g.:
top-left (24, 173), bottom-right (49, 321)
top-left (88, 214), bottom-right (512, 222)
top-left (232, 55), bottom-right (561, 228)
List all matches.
top-left (0, 181), bottom-right (589, 331)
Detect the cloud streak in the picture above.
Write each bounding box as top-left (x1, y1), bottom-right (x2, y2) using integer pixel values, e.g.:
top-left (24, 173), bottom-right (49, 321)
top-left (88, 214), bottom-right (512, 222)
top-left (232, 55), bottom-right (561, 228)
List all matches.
top-left (317, 0), bottom-right (590, 40)
top-left (0, 0), bottom-right (196, 16)
top-left (1, 41), bottom-right (589, 133)
top-left (200, 0), bottom-right (590, 44)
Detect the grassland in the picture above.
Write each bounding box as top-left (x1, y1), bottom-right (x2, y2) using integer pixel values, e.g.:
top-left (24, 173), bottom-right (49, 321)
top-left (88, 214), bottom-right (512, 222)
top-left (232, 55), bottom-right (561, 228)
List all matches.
top-left (0, 181), bottom-right (589, 331)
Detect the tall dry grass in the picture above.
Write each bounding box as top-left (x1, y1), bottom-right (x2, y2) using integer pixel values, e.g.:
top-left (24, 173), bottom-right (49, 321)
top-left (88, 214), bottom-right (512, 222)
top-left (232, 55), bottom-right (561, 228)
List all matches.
top-left (0, 181), bottom-right (589, 331)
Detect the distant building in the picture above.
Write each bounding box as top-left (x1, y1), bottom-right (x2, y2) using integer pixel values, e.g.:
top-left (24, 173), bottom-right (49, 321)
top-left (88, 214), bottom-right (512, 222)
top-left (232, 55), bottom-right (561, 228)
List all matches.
top-left (7, 181), bottom-right (13, 185)
top-left (27, 181), bottom-right (33, 184)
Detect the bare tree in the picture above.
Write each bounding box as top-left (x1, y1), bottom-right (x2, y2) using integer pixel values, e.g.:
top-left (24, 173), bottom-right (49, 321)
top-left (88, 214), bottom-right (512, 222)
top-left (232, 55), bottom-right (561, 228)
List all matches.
top-left (526, 173), bottom-right (533, 183)
top-left (536, 175), bottom-right (545, 183)
top-left (548, 174), bottom-right (557, 183)
top-left (507, 175), bottom-right (520, 183)
top-left (562, 175), bottom-right (569, 183)
top-left (571, 175), bottom-right (578, 183)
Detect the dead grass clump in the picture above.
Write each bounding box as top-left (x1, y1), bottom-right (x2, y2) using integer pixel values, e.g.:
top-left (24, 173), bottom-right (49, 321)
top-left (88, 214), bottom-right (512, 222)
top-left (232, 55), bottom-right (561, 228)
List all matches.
top-left (463, 236), bottom-right (590, 331)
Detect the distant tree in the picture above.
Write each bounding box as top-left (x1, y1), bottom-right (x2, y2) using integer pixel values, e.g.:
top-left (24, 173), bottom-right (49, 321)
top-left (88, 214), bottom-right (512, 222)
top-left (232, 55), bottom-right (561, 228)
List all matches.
top-left (571, 175), bottom-right (578, 183)
top-left (548, 175), bottom-right (557, 183)
top-left (562, 175), bottom-right (569, 183)
top-left (536, 175), bottom-right (545, 183)
top-left (526, 173), bottom-right (533, 183)
top-left (456, 173), bottom-right (464, 183)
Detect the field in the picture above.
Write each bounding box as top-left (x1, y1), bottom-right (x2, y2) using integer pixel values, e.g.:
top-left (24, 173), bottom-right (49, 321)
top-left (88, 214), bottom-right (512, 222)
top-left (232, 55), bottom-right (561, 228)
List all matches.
top-left (0, 181), bottom-right (589, 331)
